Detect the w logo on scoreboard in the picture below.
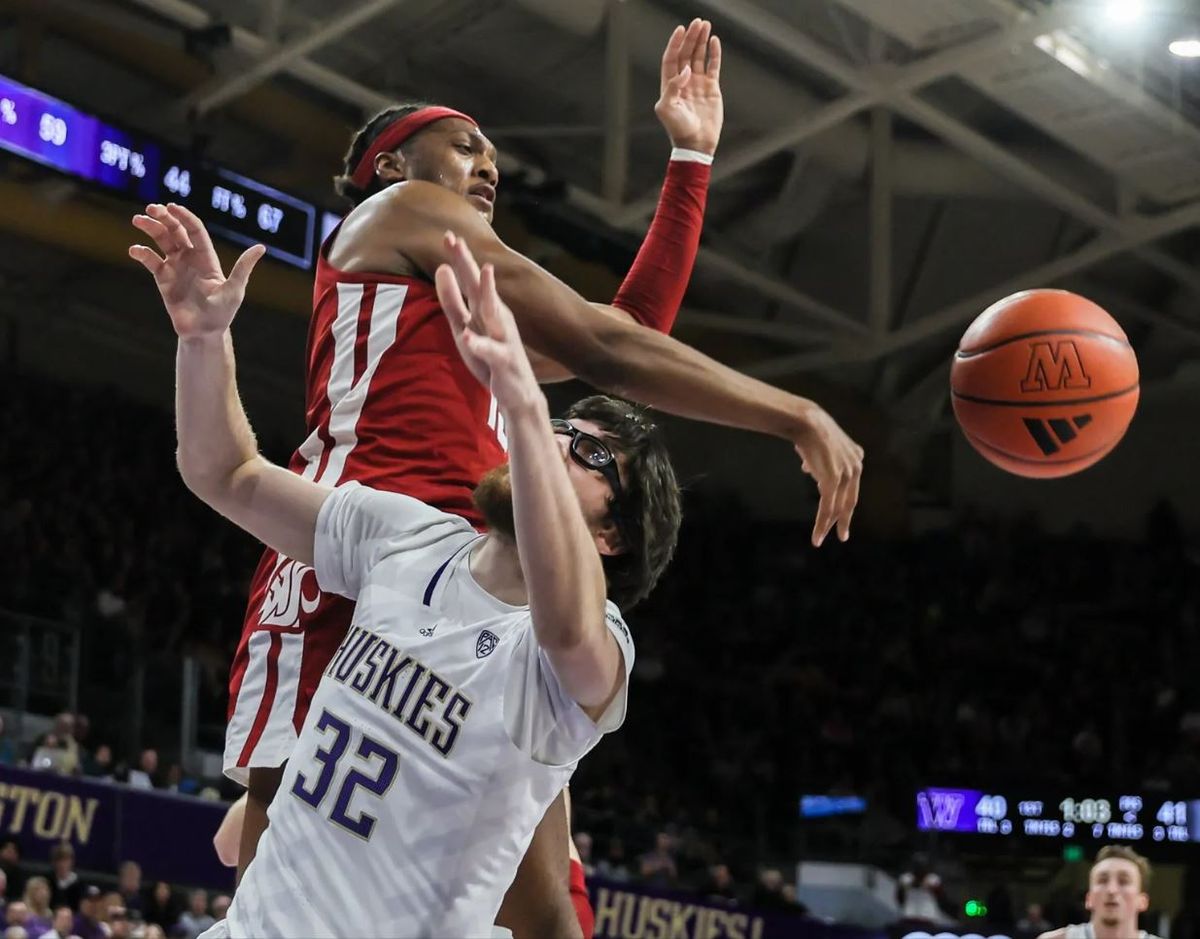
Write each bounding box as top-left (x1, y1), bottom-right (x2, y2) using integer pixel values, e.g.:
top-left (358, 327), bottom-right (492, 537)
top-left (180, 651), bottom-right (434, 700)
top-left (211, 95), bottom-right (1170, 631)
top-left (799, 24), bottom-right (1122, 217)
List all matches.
top-left (917, 790), bottom-right (966, 831)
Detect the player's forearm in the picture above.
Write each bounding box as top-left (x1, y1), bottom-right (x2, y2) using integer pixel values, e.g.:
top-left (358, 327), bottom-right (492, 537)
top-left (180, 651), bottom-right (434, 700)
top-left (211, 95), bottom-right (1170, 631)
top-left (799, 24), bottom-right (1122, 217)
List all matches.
top-left (610, 155), bottom-right (710, 333)
top-left (504, 396), bottom-right (613, 704)
top-left (175, 330), bottom-right (259, 497)
top-left (175, 331), bottom-right (326, 563)
top-left (498, 260), bottom-right (814, 441)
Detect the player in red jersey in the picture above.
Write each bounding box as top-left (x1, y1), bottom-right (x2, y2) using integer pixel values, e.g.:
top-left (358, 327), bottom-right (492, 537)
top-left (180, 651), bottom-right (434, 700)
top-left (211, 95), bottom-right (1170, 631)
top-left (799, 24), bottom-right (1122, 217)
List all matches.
top-left (133, 18), bottom-right (862, 939)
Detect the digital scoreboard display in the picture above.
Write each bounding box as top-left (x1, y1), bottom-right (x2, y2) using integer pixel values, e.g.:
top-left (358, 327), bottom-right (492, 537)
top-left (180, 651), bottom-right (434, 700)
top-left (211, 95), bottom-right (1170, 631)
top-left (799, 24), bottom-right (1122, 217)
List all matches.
top-left (916, 786), bottom-right (1200, 845)
top-left (0, 73), bottom-right (317, 269)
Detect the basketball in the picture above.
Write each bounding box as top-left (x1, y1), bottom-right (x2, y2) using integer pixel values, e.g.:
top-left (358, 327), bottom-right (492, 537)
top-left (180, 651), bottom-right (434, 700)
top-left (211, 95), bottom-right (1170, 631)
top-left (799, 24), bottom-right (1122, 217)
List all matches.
top-left (950, 289), bottom-right (1139, 478)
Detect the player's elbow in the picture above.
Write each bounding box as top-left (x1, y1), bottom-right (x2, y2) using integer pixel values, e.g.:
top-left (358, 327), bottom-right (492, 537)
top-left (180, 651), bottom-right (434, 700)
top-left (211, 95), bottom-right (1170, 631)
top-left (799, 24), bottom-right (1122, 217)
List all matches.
top-left (493, 264), bottom-right (628, 389)
top-left (176, 451), bottom-right (223, 502)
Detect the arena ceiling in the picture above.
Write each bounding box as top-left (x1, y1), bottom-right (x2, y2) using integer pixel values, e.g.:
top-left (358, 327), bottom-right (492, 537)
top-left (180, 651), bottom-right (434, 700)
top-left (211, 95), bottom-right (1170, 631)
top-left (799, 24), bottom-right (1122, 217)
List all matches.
top-left (1, 0), bottom-right (1199, 489)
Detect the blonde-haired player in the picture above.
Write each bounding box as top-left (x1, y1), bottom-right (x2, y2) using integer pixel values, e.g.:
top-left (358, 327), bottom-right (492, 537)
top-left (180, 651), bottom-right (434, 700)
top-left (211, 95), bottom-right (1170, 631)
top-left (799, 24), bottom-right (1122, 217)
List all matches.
top-left (1037, 846), bottom-right (1161, 939)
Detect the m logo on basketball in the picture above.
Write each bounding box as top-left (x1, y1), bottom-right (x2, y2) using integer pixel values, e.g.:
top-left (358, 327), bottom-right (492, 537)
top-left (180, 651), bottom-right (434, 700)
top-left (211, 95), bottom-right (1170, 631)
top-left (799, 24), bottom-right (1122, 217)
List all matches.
top-left (1019, 341), bottom-right (1091, 392)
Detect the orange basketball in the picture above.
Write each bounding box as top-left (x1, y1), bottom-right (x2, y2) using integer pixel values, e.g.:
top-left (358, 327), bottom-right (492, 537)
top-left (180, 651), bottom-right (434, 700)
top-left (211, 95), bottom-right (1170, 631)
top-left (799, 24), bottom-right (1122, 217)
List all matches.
top-left (950, 289), bottom-right (1139, 478)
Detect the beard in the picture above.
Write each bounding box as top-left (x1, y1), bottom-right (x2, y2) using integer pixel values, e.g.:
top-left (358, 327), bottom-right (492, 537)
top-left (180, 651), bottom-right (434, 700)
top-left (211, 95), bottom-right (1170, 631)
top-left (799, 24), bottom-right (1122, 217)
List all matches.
top-left (472, 463), bottom-right (516, 540)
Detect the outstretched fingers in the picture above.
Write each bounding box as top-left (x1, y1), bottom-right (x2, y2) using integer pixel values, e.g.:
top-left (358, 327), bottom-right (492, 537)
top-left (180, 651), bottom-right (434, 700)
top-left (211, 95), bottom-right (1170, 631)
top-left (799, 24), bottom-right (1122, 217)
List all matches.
top-left (127, 243), bottom-right (166, 276)
top-left (435, 263), bottom-right (472, 340)
top-left (690, 21), bottom-right (712, 76)
top-left (443, 231), bottom-right (483, 308)
top-left (660, 24), bottom-right (685, 87)
top-left (707, 34), bottom-right (722, 81)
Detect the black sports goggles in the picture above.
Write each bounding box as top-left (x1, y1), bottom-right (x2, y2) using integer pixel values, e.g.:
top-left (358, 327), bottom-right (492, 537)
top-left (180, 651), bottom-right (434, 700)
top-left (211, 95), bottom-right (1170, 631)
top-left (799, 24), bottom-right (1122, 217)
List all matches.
top-left (551, 419), bottom-right (631, 545)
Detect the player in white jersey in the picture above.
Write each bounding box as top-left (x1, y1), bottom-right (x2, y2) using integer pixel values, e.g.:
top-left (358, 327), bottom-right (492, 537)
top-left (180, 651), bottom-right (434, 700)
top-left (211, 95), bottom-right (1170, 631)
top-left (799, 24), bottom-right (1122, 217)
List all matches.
top-left (130, 207), bottom-right (681, 937)
top-left (1037, 846), bottom-right (1162, 939)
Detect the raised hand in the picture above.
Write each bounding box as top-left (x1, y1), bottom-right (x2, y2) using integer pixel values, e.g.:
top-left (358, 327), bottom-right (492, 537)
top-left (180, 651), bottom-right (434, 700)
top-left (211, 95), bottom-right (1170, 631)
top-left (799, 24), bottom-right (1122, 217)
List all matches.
top-left (793, 407), bottom-right (865, 547)
top-left (655, 18), bottom-right (724, 155)
top-left (130, 203), bottom-right (264, 338)
top-left (436, 232), bottom-right (541, 413)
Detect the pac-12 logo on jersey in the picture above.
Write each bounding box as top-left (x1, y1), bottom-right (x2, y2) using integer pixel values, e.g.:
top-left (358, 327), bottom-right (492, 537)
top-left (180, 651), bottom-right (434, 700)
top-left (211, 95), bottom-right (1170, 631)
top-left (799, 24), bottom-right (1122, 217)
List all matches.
top-left (259, 558), bottom-right (321, 628)
top-left (476, 629), bottom-right (499, 658)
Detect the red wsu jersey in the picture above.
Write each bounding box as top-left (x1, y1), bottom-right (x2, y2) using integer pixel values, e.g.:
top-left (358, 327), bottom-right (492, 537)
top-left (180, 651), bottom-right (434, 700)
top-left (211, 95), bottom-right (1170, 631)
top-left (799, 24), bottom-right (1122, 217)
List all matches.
top-left (226, 237), bottom-right (508, 770)
top-left (290, 244), bottom-right (508, 519)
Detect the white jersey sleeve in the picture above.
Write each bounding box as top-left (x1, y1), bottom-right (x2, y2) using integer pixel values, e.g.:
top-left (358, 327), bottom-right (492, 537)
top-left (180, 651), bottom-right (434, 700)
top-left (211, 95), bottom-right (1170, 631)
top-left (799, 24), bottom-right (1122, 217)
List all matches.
top-left (313, 482), bottom-right (471, 600)
top-left (503, 600), bottom-right (635, 766)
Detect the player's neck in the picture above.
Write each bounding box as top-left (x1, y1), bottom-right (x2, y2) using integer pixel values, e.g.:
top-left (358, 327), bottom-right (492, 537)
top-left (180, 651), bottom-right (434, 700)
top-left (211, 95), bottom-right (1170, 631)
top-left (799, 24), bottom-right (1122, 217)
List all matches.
top-left (1092, 917), bottom-right (1138, 939)
top-left (468, 535), bottom-right (528, 606)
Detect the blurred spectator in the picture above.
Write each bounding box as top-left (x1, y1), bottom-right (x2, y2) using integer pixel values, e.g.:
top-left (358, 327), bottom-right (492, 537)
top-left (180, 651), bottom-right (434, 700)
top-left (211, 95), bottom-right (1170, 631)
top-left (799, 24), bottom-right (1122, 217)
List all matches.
top-left (703, 864), bottom-right (740, 905)
top-left (0, 717), bottom-right (16, 767)
top-left (50, 716), bottom-right (79, 777)
top-left (127, 751), bottom-right (158, 791)
top-left (897, 856), bottom-right (953, 927)
top-left (36, 906), bottom-right (74, 939)
top-left (114, 864), bottom-right (141, 915)
top-left (779, 884), bottom-right (806, 911)
top-left (29, 738), bottom-right (70, 777)
top-left (596, 837), bottom-right (632, 882)
top-left (47, 847), bottom-right (80, 912)
top-left (21, 880), bottom-right (52, 937)
top-left (5, 927), bottom-right (27, 939)
top-left (209, 896), bottom-right (230, 921)
top-left (751, 868), bottom-right (789, 911)
top-left (638, 832), bottom-right (678, 887)
top-left (81, 746), bottom-right (113, 781)
top-left (5, 904), bottom-right (31, 936)
top-left (70, 888), bottom-right (104, 939)
top-left (142, 927), bottom-right (165, 939)
top-left (0, 843), bottom-right (20, 901)
top-left (1016, 902), bottom-right (1052, 937)
top-left (105, 907), bottom-right (129, 939)
top-left (174, 891), bottom-right (213, 939)
top-left (140, 884), bottom-right (177, 931)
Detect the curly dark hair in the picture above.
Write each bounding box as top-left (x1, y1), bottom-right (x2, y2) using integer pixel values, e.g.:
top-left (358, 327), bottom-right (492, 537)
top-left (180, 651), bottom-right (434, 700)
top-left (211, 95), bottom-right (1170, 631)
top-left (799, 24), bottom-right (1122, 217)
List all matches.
top-left (564, 395), bottom-right (682, 609)
top-left (332, 102), bottom-right (436, 207)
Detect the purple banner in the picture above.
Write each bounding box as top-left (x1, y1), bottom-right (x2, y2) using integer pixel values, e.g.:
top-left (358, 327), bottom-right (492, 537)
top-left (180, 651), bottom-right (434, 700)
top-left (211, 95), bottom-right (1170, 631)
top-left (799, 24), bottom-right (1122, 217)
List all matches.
top-left (0, 765), bottom-right (234, 891)
top-left (589, 877), bottom-right (886, 939)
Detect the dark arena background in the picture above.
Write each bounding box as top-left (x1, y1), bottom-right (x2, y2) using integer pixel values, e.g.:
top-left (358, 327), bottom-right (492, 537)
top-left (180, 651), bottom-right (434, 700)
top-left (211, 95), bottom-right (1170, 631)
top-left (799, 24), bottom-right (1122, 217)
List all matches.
top-left (1, 0), bottom-right (1199, 937)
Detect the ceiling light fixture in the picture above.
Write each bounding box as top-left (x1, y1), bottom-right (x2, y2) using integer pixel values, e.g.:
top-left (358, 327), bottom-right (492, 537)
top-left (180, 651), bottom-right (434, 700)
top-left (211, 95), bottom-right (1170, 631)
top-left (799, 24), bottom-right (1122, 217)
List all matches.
top-left (1104, 0), bottom-right (1145, 25)
top-left (1168, 38), bottom-right (1200, 57)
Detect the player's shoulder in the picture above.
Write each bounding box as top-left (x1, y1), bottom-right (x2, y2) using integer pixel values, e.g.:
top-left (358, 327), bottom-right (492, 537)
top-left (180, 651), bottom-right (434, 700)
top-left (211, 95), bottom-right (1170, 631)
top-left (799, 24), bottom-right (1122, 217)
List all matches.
top-left (372, 179), bottom-right (472, 221)
top-left (335, 482), bottom-right (474, 544)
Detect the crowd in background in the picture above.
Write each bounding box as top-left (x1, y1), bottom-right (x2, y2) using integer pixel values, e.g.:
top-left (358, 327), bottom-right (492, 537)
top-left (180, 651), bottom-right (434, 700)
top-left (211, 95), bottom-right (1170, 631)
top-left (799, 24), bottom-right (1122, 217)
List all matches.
top-left (0, 845), bottom-right (225, 939)
top-left (3, 372), bottom-right (1200, 929)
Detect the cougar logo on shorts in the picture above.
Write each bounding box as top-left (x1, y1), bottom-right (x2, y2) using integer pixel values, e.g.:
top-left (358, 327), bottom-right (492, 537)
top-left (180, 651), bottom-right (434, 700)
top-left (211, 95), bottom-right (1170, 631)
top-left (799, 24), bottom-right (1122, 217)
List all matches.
top-left (259, 558), bottom-right (321, 628)
top-left (475, 629), bottom-right (498, 658)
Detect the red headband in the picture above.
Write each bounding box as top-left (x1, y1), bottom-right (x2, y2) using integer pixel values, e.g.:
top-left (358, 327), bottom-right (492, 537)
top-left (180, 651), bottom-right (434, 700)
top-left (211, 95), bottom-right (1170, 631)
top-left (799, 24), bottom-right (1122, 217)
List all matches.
top-left (350, 106), bottom-right (479, 190)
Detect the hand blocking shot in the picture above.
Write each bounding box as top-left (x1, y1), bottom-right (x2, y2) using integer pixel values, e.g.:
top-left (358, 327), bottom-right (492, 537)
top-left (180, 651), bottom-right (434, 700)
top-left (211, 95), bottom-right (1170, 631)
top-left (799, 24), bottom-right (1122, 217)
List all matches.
top-left (131, 213), bottom-right (682, 938)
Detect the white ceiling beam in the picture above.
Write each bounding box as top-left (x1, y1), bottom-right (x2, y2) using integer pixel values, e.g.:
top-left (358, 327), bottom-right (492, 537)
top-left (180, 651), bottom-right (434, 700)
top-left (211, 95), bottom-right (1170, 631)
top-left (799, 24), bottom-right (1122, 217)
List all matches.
top-left (744, 199), bottom-right (1200, 379)
top-left (258, 0), bottom-right (288, 43)
top-left (127, 0), bottom-right (863, 337)
top-left (601, 0), bottom-right (632, 206)
top-left (180, 0), bottom-right (407, 116)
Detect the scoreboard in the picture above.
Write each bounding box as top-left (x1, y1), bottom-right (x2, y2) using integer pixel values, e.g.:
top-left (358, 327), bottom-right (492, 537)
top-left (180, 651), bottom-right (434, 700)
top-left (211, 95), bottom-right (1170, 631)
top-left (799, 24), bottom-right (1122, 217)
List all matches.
top-left (916, 785), bottom-right (1200, 846)
top-left (0, 72), bottom-right (319, 269)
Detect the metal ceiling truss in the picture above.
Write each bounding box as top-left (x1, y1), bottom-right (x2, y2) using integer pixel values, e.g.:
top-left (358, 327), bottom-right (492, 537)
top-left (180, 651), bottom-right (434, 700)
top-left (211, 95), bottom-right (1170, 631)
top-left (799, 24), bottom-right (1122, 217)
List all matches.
top-left (694, 0), bottom-right (1200, 374)
top-left (126, 0), bottom-right (860, 341)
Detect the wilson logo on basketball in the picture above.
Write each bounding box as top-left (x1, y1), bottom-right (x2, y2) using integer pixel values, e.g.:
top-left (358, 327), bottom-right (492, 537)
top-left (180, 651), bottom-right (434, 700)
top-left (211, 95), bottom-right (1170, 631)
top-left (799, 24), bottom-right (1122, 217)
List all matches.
top-left (1023, 414), bottom-right (1092, 456)
top-left (1019, 341), bottom-right (1092, 392)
